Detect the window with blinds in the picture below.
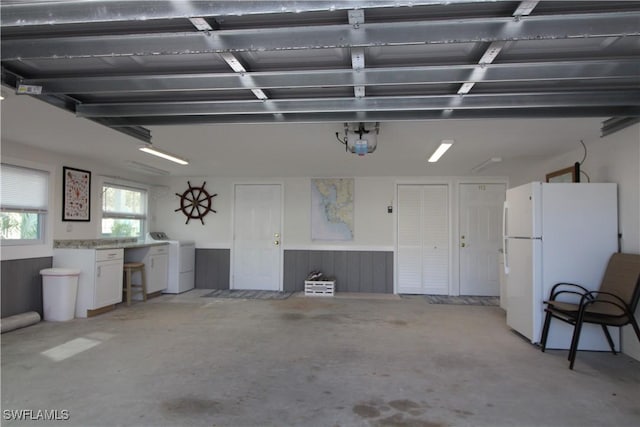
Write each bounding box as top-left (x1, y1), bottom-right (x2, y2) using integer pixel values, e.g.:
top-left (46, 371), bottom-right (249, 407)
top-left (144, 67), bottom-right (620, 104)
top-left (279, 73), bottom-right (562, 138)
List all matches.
top-left (0, 163), bottom-right (49, 243)
top-left (101, 183), bottom-right (147, 239)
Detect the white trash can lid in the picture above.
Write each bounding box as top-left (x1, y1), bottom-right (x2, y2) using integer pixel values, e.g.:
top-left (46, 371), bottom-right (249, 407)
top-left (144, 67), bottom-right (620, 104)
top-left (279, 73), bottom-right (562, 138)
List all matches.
top-left (40, 268), bottom-right (81, 276)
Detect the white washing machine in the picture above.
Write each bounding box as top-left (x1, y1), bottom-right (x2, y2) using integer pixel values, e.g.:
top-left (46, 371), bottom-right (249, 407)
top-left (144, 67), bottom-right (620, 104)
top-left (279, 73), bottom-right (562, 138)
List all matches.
top-left (146, 232), bottom-right (195, 294)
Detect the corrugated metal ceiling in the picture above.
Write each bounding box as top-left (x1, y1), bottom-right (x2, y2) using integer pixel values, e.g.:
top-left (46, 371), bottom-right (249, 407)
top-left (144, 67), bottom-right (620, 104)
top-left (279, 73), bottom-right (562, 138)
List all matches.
top-left (1, 0), bottom-right (639, 143)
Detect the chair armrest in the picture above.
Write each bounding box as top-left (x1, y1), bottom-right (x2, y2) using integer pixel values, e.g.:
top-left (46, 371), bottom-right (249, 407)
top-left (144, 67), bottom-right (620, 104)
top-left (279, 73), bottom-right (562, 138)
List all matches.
top-left (580, 291), bottom-right (630, 313)
top-left (548, 282), bottom-right (590, 301)
top-left (544, 290), bottom-right (588, 306)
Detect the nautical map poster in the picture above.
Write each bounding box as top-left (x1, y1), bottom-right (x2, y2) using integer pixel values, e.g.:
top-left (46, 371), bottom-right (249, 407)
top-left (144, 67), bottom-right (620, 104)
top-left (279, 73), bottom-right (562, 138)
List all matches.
top-left (311, 178), bottom-right (354, 241)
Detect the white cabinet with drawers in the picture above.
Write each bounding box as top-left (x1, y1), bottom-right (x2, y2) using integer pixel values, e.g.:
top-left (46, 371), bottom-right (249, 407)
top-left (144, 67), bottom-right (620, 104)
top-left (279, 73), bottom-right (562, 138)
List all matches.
top-left (53, 248), bottom-right (124, 318)
top-left (125, 244), bottom-right (169, 296)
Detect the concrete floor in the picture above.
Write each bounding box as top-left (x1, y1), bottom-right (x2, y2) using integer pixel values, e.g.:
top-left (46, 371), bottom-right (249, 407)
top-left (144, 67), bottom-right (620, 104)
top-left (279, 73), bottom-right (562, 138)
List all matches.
top-left (2, 290), bottom-right (639, 427)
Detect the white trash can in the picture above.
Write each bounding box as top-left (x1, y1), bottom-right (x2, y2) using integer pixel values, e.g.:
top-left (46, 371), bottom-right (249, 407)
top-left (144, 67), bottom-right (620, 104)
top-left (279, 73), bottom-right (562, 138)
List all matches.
top-left (40, 268), bottom-right (81, 321)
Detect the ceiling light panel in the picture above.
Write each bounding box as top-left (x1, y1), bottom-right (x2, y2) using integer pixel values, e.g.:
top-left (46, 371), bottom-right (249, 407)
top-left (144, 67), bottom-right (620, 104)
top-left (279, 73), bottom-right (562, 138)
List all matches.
top-left (428, 140), bottom-right (454, 163)
top-left (140, 145), bottom-right (189, 165)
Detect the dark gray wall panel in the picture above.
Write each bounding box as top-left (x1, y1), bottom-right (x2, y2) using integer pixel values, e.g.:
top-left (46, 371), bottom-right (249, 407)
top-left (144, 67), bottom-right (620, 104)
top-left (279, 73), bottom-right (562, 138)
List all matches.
top-left (372, 252), bottom-right (388, 293)
top-left (1, 257), bottom-right (52, 318)
top-left (195, 249), bottom-right (229, 290)
top-left (346, 251), bottom-right (361, 292)
top-left (386, 254), bottom-right (394, 293)
top-left (284, 250), bottom-right (393, 293)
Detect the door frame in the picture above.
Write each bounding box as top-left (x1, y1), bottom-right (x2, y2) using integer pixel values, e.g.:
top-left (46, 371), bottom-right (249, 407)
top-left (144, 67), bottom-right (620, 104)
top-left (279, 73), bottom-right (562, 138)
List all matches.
top-left (229, 181), bottom-right (285, 291)
top-left (453, 178), bottom-right (508, 296)
top-left (394, 179), bottom-right (453, 295)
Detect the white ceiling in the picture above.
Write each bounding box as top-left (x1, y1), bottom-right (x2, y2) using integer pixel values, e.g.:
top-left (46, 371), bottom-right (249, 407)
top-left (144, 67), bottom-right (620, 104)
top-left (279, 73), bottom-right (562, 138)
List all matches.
top-left (1, 89), bottom-right (603, 178)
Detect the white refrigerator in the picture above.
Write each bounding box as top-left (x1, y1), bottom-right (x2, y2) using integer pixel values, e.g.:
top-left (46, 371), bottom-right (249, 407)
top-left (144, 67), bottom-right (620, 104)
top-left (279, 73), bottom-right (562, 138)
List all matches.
top-left (503, 182), bottom-right (618, 350)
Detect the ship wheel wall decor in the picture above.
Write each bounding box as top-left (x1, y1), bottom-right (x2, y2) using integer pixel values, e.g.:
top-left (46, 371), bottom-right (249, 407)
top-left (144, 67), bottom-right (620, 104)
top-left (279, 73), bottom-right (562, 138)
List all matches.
top-left (175, 181), bottom-right (217, 224)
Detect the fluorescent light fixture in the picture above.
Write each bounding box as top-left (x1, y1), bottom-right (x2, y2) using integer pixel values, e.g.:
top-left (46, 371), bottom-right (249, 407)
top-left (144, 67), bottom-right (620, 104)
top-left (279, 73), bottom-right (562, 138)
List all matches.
top-left (428, 140), bottom-right (454, 163)
top-left (471, 157), bottom-right (503, 173)
top-left (139, 145), bottom-right (189, 165)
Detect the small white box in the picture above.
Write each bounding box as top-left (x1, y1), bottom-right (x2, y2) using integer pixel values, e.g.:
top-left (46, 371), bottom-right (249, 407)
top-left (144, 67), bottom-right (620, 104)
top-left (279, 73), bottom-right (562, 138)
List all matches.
top-left (304, 280), bottom-right (335, 297)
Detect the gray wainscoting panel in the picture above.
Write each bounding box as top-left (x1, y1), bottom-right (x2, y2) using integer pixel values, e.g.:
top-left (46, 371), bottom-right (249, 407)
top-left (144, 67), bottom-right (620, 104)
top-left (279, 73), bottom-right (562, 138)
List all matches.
top-left (1, 257), bottom-right (52, 318)
top-left (284, 250), bottom-right (393, 293)
top-left (195, 249), bottom-right (230, 289)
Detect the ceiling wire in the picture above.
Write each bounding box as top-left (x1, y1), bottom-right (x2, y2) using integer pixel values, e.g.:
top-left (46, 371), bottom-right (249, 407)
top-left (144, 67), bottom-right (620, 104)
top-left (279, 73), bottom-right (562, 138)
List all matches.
top-left (578, 139), bottom-right (591, 182)
top-left (579, 139), bottom-right (587, 164)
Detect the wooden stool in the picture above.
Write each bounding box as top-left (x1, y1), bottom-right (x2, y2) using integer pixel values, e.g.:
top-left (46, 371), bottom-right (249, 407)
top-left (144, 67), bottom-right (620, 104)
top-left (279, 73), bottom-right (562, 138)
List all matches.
top-left (123, 262), bottom-right (147, 306)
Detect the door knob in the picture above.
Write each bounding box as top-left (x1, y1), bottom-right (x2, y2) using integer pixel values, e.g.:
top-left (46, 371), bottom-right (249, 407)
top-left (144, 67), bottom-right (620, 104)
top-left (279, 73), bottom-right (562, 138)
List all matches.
top-left (461, 243), bottom-right (466, 248)
top-left (274, 240), bottom-right (280, 246)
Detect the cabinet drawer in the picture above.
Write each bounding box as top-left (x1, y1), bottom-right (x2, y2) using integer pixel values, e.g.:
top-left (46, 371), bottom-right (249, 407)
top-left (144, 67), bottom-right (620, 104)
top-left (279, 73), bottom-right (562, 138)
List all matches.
top-left (96, 249), bottom-right (123, 262)
top-left (149, 245), bottom-right (169, 256)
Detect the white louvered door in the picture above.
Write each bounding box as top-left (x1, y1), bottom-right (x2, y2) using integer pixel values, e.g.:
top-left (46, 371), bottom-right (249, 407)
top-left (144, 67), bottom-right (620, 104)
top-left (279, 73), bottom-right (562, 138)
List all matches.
top-left (397, 185), bottom-right (423, 293)
top-left (397, 184), bottom-right (449, 294)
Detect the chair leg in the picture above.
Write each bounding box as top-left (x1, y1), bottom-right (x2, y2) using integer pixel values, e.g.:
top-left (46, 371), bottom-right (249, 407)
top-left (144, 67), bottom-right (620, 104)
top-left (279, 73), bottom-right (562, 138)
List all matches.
top-left (569, 315), bottom-right (585, 370)
top-left (140, 267), bottom-right (147, 302)
top-left (630, 315), bottom-right (640, 342)
top-left (601, 325), bottom-right (617, 355)
top-left (567, 321), bottom-right (578, 361)
top-left (125, 269), bottom-right (132, 306)
top-left (540, 309), bottom-right (553, 352)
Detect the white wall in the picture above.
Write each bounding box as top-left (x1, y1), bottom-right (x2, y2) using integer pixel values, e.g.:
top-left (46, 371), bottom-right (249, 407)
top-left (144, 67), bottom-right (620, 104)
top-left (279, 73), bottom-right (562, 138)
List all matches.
top-left (1, 139), bottom-right (158, 260)
top-left (508, 123), bottom-right (640, 361)
top-left (152, 176), bottom-right (396, 250)
top-left (153, 174), bottom-right (509, 299)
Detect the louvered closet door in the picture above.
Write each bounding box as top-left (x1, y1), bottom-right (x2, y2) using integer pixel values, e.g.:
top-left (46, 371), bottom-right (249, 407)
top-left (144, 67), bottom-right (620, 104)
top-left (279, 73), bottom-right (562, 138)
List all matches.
top-left (397, 184), bottom-right (449, 295)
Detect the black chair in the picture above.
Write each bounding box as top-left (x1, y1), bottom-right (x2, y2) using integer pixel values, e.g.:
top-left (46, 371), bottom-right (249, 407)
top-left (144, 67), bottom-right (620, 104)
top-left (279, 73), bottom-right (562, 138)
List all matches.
top-left (540, 253), bottom-right (640, 369)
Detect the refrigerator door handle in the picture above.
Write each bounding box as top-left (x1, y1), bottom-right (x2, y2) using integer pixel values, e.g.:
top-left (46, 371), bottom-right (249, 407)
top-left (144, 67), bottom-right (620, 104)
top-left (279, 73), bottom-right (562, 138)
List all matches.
top-left (503, 201), bottom-right (509, 274)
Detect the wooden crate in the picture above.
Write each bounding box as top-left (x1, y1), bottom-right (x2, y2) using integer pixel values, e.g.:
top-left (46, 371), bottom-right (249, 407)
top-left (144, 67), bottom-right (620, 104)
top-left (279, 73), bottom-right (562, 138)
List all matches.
top-left (304, 280), bottom-right (335, 296)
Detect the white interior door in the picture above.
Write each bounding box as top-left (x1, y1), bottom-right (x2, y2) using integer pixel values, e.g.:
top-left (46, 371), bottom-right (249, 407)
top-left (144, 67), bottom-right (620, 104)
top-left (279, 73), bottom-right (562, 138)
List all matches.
top-left (232, 184), bottom-right (282, 291)
top-left (459, 183), bottom-right (506, 296)
top-left (397, 184), bottom-right (449, 295)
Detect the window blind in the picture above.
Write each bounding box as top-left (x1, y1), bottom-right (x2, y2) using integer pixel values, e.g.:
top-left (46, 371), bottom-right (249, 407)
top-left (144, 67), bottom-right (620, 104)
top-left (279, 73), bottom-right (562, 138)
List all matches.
top-left (0, 163), bottom-right (49, 213)
top-left (102, 183), bottom-right (146, 219)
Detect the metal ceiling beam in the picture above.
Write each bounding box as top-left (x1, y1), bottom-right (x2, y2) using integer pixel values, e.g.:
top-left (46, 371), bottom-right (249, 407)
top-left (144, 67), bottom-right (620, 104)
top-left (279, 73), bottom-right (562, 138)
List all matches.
top-left (457, 0), bottom-right (536, 95)
top-left (18, 60), bottom-right (640, 94)
top-left (601, 117), bottom-right (640, 137)
top-left (3, 12), bottom-right (639, 61)
top-left (75, 91), bottom-right (640, 118)
top-left (349, 9), bottom-right (367, 98)
top-left (99, 107), bottom-right (640, 126)
top-left (91, 119), bottom-right (152, 143)
top-left (219, 52), bottom-right (268, 100)
top-left (1, 66), bottom-right (152, 143)
top-left (0, 1), bottom-right (498, 27)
